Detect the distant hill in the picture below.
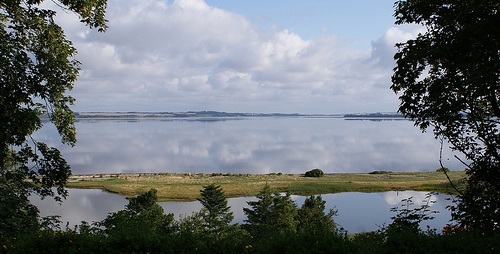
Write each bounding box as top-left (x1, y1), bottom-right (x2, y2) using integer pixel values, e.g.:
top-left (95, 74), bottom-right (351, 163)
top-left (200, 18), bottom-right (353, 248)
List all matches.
top-left (72, 111), bottom-right (408, 119)
top-left (73, 111), bottom-right (344, 119)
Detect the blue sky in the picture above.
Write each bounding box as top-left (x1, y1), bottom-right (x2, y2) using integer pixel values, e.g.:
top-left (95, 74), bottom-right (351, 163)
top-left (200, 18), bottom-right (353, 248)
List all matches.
top-left (50, 0), bottom-right (422, 114)
top-left (205, 0), bottom-right (396, 45)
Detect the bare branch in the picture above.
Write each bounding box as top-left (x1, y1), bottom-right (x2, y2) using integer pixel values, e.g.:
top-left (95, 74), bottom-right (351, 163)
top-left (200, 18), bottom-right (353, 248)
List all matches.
top-left (438, 136), bottom-right (464, 196)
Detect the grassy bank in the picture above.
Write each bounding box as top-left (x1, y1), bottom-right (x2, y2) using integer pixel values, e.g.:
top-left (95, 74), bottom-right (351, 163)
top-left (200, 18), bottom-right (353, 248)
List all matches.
top-left (66, 171), bottom-right (466, 201)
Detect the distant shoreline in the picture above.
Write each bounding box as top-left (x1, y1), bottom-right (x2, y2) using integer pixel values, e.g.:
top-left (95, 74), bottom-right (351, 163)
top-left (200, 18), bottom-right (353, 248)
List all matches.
top-left (40, 111), bottom-right (406, 122)
top-left (68, 111), bottom-right (403, 119)
top-left (73, 111), bottom-right (342, 119)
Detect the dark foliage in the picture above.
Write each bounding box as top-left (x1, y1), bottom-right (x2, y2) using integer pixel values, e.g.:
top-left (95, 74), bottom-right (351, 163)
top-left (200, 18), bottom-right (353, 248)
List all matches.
top-left (100, 189), bottom-right (176, 235)
top-left (243, 184), bottom-right (298, 236)
top-left (297, 195), bottom-right (337, 233)
top-left (4, 187), bottom-right (500, 253)
top-left (392, 0), bottom-right (500, 232)
top-left (1, 0), bottom-right (107, 238)
top-left (197, 183), bottom-right (234, 232)
top-left (304, 168), bottom-right (324, 177)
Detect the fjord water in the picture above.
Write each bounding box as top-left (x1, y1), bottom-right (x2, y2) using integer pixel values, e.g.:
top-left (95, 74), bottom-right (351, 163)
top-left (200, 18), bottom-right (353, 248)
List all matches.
top-left (31, 117), bottom-right (462, 233)
top-left (34, 117), bottom-right (465, 174)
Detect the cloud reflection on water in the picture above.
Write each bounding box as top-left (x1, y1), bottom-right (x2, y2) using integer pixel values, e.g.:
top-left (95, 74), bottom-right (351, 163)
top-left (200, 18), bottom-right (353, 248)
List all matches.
top-left (34, 117), bottom-right (465, 174)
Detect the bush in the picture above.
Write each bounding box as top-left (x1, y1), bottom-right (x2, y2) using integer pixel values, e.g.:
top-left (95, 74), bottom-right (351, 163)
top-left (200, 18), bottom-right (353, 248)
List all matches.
top-left (304, 169), bottom-right (324, 177)
top-left (435, 167), bottom-right (450, 173)
top-left (369, 170), bottom-right (392, 174)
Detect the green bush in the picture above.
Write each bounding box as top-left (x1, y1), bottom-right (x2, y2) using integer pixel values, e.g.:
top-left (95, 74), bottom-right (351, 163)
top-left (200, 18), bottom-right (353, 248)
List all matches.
top-left (436, 167), bottom-right (450, 173)
top-left (304, 169), bottom-right (324, 177)
top-left (369, 170), bottom-right (392, 174)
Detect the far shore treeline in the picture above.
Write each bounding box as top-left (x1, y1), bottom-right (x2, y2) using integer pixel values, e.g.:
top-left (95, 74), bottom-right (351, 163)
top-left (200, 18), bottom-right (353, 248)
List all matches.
top-left (67, 111), bottom-right (403, 119)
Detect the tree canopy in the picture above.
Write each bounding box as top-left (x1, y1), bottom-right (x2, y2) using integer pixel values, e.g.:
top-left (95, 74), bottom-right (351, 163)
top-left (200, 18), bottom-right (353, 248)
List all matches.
top-left (304, 168), bottom-right (325, 177)
top-left (197, 183), bottom-right (234, 232)
top-left (243, 184), bottom-right (298, 235)
top-left (391, 0), bottom-right (499, 232)
top-left (298, 195), bottom-right (337, 233)
top-left (0, 0), bottom-right (107, 237)
top-left (101, 189), bottom-right (175, 235)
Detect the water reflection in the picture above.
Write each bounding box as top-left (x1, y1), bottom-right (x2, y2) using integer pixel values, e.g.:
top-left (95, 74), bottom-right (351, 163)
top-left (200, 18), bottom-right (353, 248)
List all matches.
top-left (34, 118), bottom-right (465, 174)
top-left (30, 189), bottom-right (128, 227)
top-left (31, 189), bottom-right (454, 234)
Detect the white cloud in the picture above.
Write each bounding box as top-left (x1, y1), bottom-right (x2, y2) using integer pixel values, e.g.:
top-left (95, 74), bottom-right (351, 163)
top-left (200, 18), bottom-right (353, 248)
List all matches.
top-left (370, 25), bottom-right (425, 69)
top-left (48, 0), bottom-right (419, 113)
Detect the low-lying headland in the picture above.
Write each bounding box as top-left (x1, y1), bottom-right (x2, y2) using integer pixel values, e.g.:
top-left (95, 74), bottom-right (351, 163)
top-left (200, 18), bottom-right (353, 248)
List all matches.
top-left (67, 171), bottom-right (466, 201)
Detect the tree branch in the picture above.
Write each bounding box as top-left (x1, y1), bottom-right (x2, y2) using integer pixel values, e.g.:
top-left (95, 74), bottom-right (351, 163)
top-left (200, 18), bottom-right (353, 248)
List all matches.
top-left (438, 136), bottom-right (464, 196)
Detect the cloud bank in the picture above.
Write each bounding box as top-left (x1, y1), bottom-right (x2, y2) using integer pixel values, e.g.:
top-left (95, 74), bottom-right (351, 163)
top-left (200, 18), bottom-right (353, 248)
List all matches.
top-left (51, 0), bottom-right (423, 113)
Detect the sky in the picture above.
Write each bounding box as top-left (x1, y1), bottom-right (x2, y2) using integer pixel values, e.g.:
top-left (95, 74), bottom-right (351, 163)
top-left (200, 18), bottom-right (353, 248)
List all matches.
top-left (49, 0), bottom-right (423, 114)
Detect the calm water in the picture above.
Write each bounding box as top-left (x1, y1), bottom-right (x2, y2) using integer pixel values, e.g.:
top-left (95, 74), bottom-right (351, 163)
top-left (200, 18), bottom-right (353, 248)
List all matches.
top-left (34, 117), bottom-right (465, 174)
top-left (31, 117), bottom-right (462, 233)
top-left (31, 189), bottom-right (455, 234)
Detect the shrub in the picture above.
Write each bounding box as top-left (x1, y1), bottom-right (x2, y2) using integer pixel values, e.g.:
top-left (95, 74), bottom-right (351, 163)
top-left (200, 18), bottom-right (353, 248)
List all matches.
top-left (304, 169), bottom-right (324, 177)
top-left (369, 170), bottom-right (392, 174)
top-left (435, 167), bottom-right (450, 173)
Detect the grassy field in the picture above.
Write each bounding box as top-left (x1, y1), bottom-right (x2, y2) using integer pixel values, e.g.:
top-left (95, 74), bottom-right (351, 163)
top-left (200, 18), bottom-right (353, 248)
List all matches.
top-left (66, 171), bottom-right (467, 201)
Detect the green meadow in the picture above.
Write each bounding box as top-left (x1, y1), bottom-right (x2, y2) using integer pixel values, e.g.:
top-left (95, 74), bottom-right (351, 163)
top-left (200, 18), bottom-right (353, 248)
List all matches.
top-left (67, 171), bottom-right (466, 201)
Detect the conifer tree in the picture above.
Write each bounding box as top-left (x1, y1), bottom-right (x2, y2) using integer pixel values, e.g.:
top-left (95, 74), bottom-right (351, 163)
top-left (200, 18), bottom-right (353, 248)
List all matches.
top-left (297, 195), bottom-right (337, 233)
top-left (244, 184), bottom-right (298, 236)
top-left (197, 183), bottom-right (234, 232)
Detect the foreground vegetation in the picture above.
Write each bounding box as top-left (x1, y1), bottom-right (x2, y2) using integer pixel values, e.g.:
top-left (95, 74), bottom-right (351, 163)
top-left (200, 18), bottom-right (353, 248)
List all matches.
top-left (67, 171), bottom-right (466, 201)
top-left (3, 185), bottom-right (499, 254)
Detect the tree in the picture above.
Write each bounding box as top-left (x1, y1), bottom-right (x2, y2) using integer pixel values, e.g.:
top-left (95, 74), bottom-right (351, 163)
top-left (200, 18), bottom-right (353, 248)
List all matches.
top-left (0, 1), bottom-right (107, 236)
top-left (243, 184), bottom-right (274, 235)
top-left (197, 183), bottom-right (234, 232)
top-left (100, 189), bottom-right (176, 252)
top-left (297, 195), bottom-right (337, 233)
top-left (0, 178), bottom-right (39, 238)
top-left (101, 189), bottom-right (175, 235)
top-left (271, 192), bottom-right (299, 232)
top-left (391, 0), bottom-right (499, 232)
top-left (243, 184), bottom-right (298, 236)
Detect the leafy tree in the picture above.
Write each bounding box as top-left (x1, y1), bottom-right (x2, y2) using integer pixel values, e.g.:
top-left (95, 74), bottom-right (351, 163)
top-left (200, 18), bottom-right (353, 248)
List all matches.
top-left (0, 178), bottom-right (39, 238)
top-left (243, 184), bottom-right (298, 236)
top-left (391, 0), bottom-right (499, 232)
top-left (297, 195), bottom-right (337, 233)
top-left (0, 1), bottom-right (107, 236)
top-left (305, 168), bottom-right (324, 177)
top-left (197, 183), bottom-right (234, 232)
